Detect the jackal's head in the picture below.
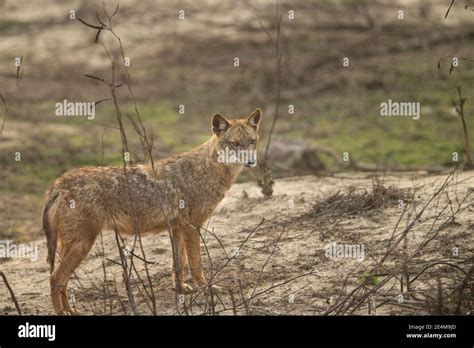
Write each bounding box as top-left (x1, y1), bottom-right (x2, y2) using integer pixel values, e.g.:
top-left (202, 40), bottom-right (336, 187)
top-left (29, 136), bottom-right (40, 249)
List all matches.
top-left (212, 108), bottom-right (262, 168)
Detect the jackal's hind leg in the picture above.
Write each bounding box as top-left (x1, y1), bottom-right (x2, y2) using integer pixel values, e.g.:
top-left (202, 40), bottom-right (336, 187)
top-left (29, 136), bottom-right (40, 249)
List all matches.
top-left (50, 236), bottom-right (95, 315)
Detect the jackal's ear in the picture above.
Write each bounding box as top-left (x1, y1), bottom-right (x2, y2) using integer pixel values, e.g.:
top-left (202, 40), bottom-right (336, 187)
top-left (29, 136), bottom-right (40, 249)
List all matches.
top-left (247, 108), bottom-right (262, 131)
top-left (212, 113), bottom-right (231, 135)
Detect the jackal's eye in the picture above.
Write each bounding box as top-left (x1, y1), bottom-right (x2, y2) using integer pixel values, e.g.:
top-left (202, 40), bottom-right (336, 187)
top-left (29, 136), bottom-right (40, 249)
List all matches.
top-left (230, 141), bottom-right (240, 147)
top-left (249, 140), bottom-right (256, 145)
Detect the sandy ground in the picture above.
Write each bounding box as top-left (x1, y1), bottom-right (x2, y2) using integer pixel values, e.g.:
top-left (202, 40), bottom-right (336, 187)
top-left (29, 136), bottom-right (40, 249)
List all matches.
top-left (0, 171), bottom-right (472, 315)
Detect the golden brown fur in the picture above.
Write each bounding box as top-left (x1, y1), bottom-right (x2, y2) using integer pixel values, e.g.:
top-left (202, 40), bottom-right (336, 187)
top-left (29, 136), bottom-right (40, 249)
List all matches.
top-left (42, 108), bottom-right (262, 315)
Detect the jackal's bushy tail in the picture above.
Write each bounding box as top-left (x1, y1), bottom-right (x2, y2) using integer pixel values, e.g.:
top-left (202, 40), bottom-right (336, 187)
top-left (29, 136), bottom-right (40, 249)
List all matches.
top-left (43, 191), bottom-right (60, 274)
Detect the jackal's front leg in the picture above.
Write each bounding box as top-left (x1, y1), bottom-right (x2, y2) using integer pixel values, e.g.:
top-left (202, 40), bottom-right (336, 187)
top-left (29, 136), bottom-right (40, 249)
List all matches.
top-left (171, 232), bottom-right (193, 293)
top-left (182, 228), bottom-right (207, 287)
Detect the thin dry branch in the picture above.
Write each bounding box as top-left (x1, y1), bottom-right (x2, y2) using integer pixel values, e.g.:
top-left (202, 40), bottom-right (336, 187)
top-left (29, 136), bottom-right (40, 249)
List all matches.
top-left (0, 271), bottom-right (22, 315)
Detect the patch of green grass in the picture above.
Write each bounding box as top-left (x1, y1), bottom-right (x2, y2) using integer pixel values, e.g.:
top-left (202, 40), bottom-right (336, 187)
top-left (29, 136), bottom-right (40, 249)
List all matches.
top-left (360, 271), bottom-right (381, 286)
top-left (93, 100), bottom-right (205, 153)
top-left (0, 20), bottom-right (32, 33)
top-left (280, 53), bottom-right (474, 168)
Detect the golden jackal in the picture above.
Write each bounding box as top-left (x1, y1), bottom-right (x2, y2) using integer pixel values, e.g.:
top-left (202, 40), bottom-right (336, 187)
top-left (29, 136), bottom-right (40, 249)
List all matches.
top-left (42, 109), bottom-right (262, 315)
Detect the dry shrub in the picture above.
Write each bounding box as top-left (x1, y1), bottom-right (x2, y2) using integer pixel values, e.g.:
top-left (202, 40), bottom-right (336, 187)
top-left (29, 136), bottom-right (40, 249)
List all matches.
top-left (312, 176), bottom-right (411, 217)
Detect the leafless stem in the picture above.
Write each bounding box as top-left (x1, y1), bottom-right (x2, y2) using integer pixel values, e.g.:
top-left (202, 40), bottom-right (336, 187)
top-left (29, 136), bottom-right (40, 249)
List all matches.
top-left (452, 86), bottom-right (473, 169)
top-left (0, 271), bottom-right (22, 315)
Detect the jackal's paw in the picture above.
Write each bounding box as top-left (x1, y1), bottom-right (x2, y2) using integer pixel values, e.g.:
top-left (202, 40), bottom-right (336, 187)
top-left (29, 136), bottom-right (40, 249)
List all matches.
top-left (69, 307), bottom-right (81, 315)
top-left (60, 307), bottom-right (81, 316)
top-left (212, 284), bottom-right (225, 293)
top-left (176, 282), bottom-right (194, 294)
top-left (196, 282), bottom-right (223, 293)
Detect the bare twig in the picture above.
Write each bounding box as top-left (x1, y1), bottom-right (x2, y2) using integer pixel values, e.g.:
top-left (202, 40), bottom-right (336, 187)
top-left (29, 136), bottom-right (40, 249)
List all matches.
top-left (0, 271), bottom-right (22, 315)
top-left (452, 86), bottom-right (473, 169)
